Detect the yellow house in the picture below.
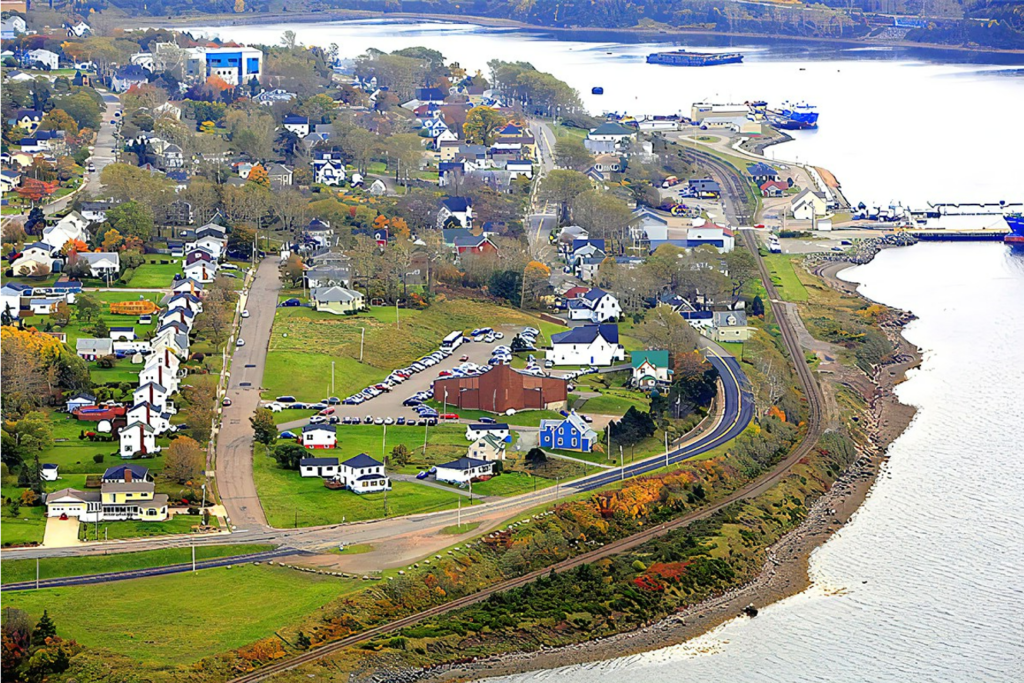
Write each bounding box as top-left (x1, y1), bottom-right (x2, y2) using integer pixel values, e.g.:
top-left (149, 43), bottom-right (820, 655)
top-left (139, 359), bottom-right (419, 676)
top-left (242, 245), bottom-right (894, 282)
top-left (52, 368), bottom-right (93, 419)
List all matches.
top-left (47, 481), bottom-right (169, 522)
top-left (312, 286), bottom-right (366, 315)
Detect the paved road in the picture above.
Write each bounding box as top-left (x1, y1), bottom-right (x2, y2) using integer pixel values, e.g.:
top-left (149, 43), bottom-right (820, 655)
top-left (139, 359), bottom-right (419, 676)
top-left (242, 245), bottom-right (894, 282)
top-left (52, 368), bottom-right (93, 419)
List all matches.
top-left (215, 259), bottom-right (281, 529)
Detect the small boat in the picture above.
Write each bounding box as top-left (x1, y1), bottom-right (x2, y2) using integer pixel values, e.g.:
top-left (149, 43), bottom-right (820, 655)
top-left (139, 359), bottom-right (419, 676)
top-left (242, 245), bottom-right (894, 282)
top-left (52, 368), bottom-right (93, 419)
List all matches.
top-left (592, 87), bottom-right (604, 95)
top-left (742, 604), bottom-right (759, 618)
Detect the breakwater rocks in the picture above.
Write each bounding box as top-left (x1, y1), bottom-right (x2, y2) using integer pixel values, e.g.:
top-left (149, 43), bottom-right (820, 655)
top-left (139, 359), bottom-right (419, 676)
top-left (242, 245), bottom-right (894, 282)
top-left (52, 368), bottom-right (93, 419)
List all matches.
top-left (805, 233), bottom-right (917, 267)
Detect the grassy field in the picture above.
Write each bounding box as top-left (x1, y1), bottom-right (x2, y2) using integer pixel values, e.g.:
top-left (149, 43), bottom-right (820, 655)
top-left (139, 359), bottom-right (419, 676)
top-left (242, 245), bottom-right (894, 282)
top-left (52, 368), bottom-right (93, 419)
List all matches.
top-left (716, 341), bottom-right (746, 358)
top-left (124, 261), bottom-right (182, 288)
top-left (0, 506), bottom-right (46, 547)
top-left (762, 253), bottom-right (810, 302)
top-left (422, 401), bottom-right (564, 427)
top-left (78, 514), bottom-right (200, 541)
top-left (470, 471), bottom-right (552, 497)
top-left (253, 442), bottom-right (469, 527)
top-left (1, 544), bottom-right (275, 585)
top-left (2, 565), bottom-right (356, 666)
top-left (578, 388), bottom-right (651, 415)
top-left (263, 300), bottom-right (557, 402)
top-left (18, 290), bottom-right (163, 352)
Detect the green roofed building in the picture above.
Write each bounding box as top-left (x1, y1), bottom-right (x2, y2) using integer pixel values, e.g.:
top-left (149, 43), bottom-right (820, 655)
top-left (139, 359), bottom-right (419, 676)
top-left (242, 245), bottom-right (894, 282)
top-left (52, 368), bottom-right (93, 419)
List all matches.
top-left (631, 350), bottom-right (672, 389)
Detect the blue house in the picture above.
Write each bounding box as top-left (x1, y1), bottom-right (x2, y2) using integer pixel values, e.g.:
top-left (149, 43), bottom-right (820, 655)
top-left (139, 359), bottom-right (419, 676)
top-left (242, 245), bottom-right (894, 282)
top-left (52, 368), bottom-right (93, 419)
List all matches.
top-left (539, 411), bottom-right (598, 453)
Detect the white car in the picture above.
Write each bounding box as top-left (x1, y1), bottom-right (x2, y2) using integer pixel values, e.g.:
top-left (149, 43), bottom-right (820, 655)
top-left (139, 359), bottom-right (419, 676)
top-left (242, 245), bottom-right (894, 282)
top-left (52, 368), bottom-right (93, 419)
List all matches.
top-left (241, 310), bottom-right (250, 318)
top-left (494, 332), bottom-right (504, 339)
top-left (236, 338), bottom-right (245, 347)
top-left (309, 415), bottom-right (327, 424)
top-left (266, 403), bottom-right (283, 412)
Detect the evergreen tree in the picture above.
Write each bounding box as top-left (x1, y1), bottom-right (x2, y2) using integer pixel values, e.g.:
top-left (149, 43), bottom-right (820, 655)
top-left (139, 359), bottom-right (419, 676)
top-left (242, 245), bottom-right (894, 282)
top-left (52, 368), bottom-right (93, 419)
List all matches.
top-left (295, 631), bottom-right (311, 650)
top-left (32, 610), bottom-right (56, 645)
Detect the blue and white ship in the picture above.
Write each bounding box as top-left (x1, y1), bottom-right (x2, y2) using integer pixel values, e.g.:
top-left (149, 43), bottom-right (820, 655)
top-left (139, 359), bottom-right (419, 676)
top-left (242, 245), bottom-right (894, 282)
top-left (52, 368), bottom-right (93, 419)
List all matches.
top-left (771, 101), bottom-right (819, 129)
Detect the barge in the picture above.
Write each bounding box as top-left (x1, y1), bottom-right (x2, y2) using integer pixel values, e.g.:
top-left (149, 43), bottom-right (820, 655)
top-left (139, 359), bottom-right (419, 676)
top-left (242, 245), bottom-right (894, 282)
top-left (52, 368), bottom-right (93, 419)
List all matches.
top-left (647, 50), bottom-right (743, 67)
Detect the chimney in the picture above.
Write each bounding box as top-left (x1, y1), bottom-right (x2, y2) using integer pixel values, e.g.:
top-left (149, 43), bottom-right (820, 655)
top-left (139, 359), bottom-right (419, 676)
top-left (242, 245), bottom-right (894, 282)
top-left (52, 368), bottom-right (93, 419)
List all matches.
top-left (125, 468), bottom-right (133, 483)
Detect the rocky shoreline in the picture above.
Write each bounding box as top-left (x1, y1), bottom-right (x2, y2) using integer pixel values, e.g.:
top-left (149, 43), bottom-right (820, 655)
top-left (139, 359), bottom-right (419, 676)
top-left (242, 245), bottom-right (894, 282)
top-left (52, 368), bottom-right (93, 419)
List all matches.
top-left (385, 250), bottom-right (923, 683)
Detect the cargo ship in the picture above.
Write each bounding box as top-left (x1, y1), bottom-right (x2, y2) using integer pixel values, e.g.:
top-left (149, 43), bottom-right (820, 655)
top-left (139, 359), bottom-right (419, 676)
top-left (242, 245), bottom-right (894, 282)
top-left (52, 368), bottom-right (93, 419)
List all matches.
top-left (1006, 214), bottom-right (1024, 246)
top-left (646, 50), bottom-right (743, 67)
top-left (770, 101), bottom-right (819, 129)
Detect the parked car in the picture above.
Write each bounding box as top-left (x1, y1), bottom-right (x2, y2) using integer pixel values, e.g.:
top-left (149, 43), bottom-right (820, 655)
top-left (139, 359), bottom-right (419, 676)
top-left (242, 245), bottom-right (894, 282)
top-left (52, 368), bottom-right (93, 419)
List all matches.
top-left (281, 298), bottom-right (302, 307)
top-left (383, 416), bottom-right (394, 425)
top-left (266, 403), bottom-right (283, 412)
top-left (374, 417), bottom-right (384, 425)
top-left (396, 417), bottom-right (406, 425)
top-left (276, 396), bottom-right (296, 403)
top-left (364, 415), bottom-right (373, 424)
top-left (494, 332), bottom-right (504, 339)
top-left (328, 416), bottom-right (339, 424)
top-left (416, 470), bottom-right (429, 480)
top-left (222, 398), bottom-right (232, 406)
top-left (319, 407), bottom-right (335, 415)
top-left (280, 431), bottom-right (296, 439)
top-left (544, 360), bottom-right (555, 368)
top-left (309, 415), bottom-right (327, 424)
top-left (328, 397), bottom-right (341, 405)
top-left (403, 398), bottom-right (422, 407)
top-left (241, 310), bottom-right (250, 318)
top-left (478, 417), bottom-right (496, 424)
top-left (236, 338), bottom-right (245, 347)
top-left (440, 413), bottom-right (459, 420)
top-left (459, 354), bottom-right (470, 362)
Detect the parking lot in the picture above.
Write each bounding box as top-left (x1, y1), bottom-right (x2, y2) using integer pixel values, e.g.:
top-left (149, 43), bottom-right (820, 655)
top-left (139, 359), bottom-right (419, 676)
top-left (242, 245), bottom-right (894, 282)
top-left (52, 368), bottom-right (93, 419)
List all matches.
top-left (273, 325), bottom-right (541, 431)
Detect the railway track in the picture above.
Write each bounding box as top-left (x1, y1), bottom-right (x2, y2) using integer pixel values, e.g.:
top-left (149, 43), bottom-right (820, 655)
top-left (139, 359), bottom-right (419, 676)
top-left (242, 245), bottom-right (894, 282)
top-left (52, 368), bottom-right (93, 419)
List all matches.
top-left (226, 151), bottom-right (826, 683)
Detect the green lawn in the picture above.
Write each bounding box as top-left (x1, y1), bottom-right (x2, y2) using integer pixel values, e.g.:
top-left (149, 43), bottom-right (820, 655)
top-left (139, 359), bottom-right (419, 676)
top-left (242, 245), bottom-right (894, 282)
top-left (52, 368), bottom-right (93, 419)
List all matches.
top-left (1, 564), bottom-right (356, 666)
top-left (253, 442), bottom-right (468, 527)
top-left (263, 352), bottom-right (385, 403)
top-left (1, 544), bottom-right (275, 585)
top-left (762, 254), bottom-right (810, 302)
top-left (470, 471), bottom-right (554, 497)
top-left (578, 389), bottom-right (650, 415)
top-left (0, 506), bottom-right (47, 547)
top-left (716, 341), bottom-right (745, 358)
top-left (422, 401), bottom-right (564, 427)
top-left (440, 521), bottom-right (481, 535)
top-left (124, 261), bottom-right (182, 288)
top-left (78, 514), bottom-right (200, 541)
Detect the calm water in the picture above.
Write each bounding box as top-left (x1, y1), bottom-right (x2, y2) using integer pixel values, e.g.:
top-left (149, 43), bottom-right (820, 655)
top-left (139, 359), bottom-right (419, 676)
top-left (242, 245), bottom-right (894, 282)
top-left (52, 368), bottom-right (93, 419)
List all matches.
top-left (186, 19), bottom-right (1024, 206)
top-left (487, 243), bottom-right (1024, 682)
top-left (182, 20), bottom-right (1024, 680)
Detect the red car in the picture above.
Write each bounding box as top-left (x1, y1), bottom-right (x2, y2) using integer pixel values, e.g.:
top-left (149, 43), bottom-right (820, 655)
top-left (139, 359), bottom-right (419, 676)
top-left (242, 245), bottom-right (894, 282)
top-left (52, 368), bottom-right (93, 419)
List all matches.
top-left (440, 413), bottom-right (459, 420)
top-left (459, 354), bottom-right (470, 362)
top-left (438, 370), bottom-right (452, 377)
top-left (319, 407), bottom-right (335, 415)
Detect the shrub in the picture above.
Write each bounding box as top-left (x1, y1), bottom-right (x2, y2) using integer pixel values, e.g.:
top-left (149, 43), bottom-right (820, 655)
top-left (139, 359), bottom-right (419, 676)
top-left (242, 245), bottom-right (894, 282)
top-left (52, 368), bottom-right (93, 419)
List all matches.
top-left (93, 453), bottom-right (105, 463)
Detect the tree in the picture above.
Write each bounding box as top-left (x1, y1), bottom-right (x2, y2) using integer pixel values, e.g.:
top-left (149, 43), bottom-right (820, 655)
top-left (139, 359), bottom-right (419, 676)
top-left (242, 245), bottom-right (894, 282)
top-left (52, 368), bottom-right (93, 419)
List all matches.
top-left (488, 269), bottom-right (522, 304)
top-left (31, 612), bottom-right (57, 646)
top-left (50, 301), bottom-right (71, 327)
top-left (107, 200), bottom-right (154, 241)
top-left (164, 436), bottom-right (205, 485)
top-left (553, 137), bottom-right (592, 171)
top-left (607, 407), bottom-right (657, 453)
top-left (295, 631), bottom-right (311, 650)
top-left (272, 442), bottom-right (307, 470)
top-left (462, 106), bottom-right (507, 146)
top-left (632, 306), bottom-right (699, 358)
top-left (247, 163), bottom-right (270, 189)
top-left (522, 260), bottom-right (551, 306)
top-left (92, 318), bottom-right (110, 338)
top-left (40, 109), bottom-right (78, 137)
top-left (282, 255), bottom-right (305, 286)
top-left (724, 249), bottom-right (758, 301)
top-left (74, 294), bottom-right (100, 322)
top-left (250, 409), bottom-right (278, 447)
top-left (182, 382), bottom-right (217, 444)
top-left (390, 443), bottom-right (410, 467)
top-left (751, 295), bottom-right (765, 317)
top-left (526, 448), bottom-right (547, 469)
top-left (539, 170), bottom-right (591, 224)
top-left (16, 178), bottom-right (59, 204)
top-left (1, 412), bottom-right (53, 470)
top-left (571, 189), bottom-right (634, 242)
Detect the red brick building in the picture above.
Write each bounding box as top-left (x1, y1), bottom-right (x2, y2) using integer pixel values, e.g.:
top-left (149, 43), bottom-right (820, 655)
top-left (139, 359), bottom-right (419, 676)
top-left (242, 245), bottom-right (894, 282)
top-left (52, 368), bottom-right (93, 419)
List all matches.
top-left (432, 364), bottom-right (568, 413)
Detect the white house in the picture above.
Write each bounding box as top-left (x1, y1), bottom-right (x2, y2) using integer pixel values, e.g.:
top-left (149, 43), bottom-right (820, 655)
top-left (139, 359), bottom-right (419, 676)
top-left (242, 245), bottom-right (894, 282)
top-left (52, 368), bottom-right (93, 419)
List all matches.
top-left (65, 392), bottom-right (96, 413)
top-left (566, 288), bottom-right (622, 323)
top-left (630, 350), bottom-right (673, 389)
top-left (139, 362), bottom-right (179, 395)
top-left (183, 259), bottom-right (218, 283)
top-left (75, 251), bottom-right (120, 278)
top-left (546, 324), bottom-right (626, 367)
top-left (300, 456), bottom-right (340, 478)
top-left (1, 15), bottom-right (27, 38)
top-left (160, 307), bottom-right (195, 331)
top-left (686, 224), bottom-right (735, 253)
top-left (434, 457), bottom-right (493, 485)
top-left (11, 242), bottom-right (57, 276)
top-left (66, 21), bottom-right (92, 37)
top-left (467, 434), bottom-right (507, 462)
top-left (109, 326), bottom-right (136, 342)
top-left (312, 151), bottom-right (346, 186)
top-left (437, 196), bottom-right (473, 229)
top-left (185, 235), bottom-right (226, 259)
top-left (184, 45), bottom-right (263, 86)
top-left (167, 292), bottom-right (203, 314)
top-left (333, 453), bottom-right (391, 494)
top-left (282, 115), bottom-right (310, 137)
top-left (119, 421), bottom-right (158, 458)
top-left (301, 423), bottom-right (336, 449)
top-left (27, 297), bottom-right (60, 315)
top-left (133, 382), bottom-right (172, 412)
top-left (26, 49), bottom-right (60, 70)
top-left (791, 188), bottom-right (830, 221)
top-left (171, 278), bottom-right (204, 296)
top-left (1, 282), bottom-right (31, 318)
top-left (41, 212), bottom-right (90, 251)
top-left (76, 338), bottom-right (113, 361)
top-left (464, 423), bottom-right (511, 442)
top-left (80, 201), bottom-right (114, 223)
top-left (126, 402), bottom-right (171, 434)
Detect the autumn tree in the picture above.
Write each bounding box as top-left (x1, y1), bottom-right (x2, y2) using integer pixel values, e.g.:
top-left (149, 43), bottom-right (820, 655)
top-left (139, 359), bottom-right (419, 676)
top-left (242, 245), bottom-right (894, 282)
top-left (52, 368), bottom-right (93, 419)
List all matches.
top-left (539, 170), bottom-right (591, 224)
top-left (247, 164), bottom-right (270, 189)
top-left (250, 409), bottom-right (277, 447)
top-left (165, 436), bottom-right (205, 485)
top-left (101, 228), bottom-right (123, 252)
top-left (554, 136), bottom-right (592, 171)
top-left (182, 382), bottom-right (217, 444)
top-left (462, 106), bottom-right (507, 146)
top-left (632, 306), bottom-right (699, 358)
top-left (106, 200), bottom-right (154, 241)
top-left (522, 260), bottom-right (551, 306)
top-left (51, 301), bottom-right (71, 327)
top-left (15, 178), bottom-right (59, 204)
top-left (40, 109), bottom-right (79, 137)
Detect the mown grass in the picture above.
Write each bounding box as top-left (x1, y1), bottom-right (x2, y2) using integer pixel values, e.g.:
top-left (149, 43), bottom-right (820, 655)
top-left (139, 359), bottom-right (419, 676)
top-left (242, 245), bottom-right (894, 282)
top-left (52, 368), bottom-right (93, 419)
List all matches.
top-left (1, 564), bottom-right (356, 666)
top-left (579, 389), bottom-right (650, 415)
top-left (124, 261), bottom-right (182, 288)
top-left (77, 514), bottom-right (199, 541)
top-left (0, 506), bottom-right (47, 547)
top-left (0, 544), bottom-right (275, 585)
top-left (253, 442), bottom-right (469, 527)
top-left (761, 253), bottom-right (810, 302)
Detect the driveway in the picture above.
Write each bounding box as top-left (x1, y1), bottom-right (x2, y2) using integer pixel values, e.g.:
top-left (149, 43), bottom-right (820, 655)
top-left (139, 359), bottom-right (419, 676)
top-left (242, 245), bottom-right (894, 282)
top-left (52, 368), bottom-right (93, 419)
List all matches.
top-left (214, 259), bottom-right (281, 530)
top-left (42, 517), bottom-right (82, 548)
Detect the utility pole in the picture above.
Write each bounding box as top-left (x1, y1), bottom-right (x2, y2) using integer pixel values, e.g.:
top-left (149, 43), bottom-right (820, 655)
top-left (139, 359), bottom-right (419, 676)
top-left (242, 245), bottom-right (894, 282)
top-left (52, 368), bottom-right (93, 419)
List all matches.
top-left (382, 423), bottom-right (387, 460)
top-left (620, 445), bottom-right (624, 481)
top-left (192, 545), bottom-right (196, 573)
top-left (457, 496), bottom-right (461, 529)
top-left (665, 430), bottom-right (670, 469)
top-left (423, 419), bottom-right (429, 455)
top-left (331, 361), bottom-right (335, 395)
top-left (360, 327), bottom-right (365, 362)
top-left (36, 558), bottom-right (39, 590)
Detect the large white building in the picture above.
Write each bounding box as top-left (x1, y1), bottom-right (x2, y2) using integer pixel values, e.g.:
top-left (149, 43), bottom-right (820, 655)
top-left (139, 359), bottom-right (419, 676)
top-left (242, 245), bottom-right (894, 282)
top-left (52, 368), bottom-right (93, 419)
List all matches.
top-left (185, 46), bottom-right (263, 86)
top-left (546, 324), bottom-right (626, 367)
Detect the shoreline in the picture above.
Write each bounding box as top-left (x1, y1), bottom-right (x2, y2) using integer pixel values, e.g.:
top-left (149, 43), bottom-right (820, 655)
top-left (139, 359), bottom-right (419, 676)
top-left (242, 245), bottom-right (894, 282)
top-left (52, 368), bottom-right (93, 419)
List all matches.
top-left (416, 252), bottom-right (922, 683)
top-left (133, 10), bottom-right (1024, 57)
